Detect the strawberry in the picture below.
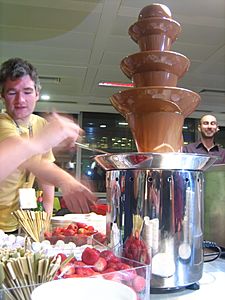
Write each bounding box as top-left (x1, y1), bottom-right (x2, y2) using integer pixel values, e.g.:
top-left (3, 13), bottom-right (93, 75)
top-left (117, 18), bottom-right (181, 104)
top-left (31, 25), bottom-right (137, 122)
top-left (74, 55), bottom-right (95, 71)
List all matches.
top-left (78, 228), bottom-right (89, 234)
top-left (107, 262), bottom-right (121, 271)
top-left (104, 272), bottom-right (121, 282)
top-left (99, 250), bottom-right (116, 262)
top-left (94, 232), bottom-right (107, 244)
top-left (76, 222), bottom-right (87, 228)
top-left (102, 267), bottom-right (117, 280)
top-left (76, 266), bottom-right (95, 277)
top-left (123, 233), bottom-right (150, 264)
top-left (86, 225), bottom-right (95, 232)
top-left (63, 273), bottom-right (80, 278)
top-left (44, 231), bottom-right (52, 239)
top-left (53, 227), bottom-right (64, 235)
top-left (81, 247), bottom-right (100, 265)
top-left (132, 275), bottom-right (146, 293)
top-left (92, 257), bottom-right (107, 272)
top-left (67, 223), bottom-right (78, 231)
top-left (55, 253), bottom-right (67, 262)
top-left (116, 262), bottom-right (130, 270)
top-left (59, 262), bottom-right (75, 276)
top-left (74, 261), bottom-right (86, 268)
top-left (102, 267), bottom-right (116, 274)
top-left (64, 229), bottom-right (75, 236)
top-left (119, 268), bottom-right (137, 281)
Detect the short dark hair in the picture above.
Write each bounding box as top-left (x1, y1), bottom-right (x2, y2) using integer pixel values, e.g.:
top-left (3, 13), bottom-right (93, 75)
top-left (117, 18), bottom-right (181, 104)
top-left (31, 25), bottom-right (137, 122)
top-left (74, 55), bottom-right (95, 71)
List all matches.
top-left (0, 57), bottom-right (41, 94)
top-left (199, 114), bottom-right (217, 125)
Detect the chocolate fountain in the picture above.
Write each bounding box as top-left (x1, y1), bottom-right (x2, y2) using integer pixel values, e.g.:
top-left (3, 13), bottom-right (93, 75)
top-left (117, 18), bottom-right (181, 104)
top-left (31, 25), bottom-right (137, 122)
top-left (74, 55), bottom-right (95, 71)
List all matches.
top-left (95, 4), bottom-right (217, 292)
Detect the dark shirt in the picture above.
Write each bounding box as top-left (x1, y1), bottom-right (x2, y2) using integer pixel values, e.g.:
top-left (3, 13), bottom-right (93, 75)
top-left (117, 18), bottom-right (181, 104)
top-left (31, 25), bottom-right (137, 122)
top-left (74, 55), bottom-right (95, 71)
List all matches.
top-left (183, 141), bottom-right (225, 164)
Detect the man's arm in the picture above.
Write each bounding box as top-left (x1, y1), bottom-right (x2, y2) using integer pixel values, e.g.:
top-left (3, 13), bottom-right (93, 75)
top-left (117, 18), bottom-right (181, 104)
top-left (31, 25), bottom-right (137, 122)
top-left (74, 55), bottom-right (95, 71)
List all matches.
top-left (0, 113), bottom-right (81, 182)
top-left (24, 159), bottom-right (97, 213)
top-left (0, 136), bottom-right (40, 181)
top-left (37, 181), bottom-right (55, 213)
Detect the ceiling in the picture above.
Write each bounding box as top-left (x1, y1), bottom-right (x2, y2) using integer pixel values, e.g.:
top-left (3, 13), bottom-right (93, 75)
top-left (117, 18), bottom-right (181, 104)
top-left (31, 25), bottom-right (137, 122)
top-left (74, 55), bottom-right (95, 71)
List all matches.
top-left (0, 0), bottom-right (225, 124)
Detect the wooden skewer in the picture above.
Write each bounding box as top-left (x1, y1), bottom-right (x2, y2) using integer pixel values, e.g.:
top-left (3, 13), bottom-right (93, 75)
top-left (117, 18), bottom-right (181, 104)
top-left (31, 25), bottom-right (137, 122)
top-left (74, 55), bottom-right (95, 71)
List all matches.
top-left (12, 210), bottom-right (51, 242)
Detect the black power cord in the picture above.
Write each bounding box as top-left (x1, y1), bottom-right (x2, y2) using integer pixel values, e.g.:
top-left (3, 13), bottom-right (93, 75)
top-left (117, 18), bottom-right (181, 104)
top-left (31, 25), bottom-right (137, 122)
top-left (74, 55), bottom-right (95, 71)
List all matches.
top-left (203, 240), bottom-right (222, 262)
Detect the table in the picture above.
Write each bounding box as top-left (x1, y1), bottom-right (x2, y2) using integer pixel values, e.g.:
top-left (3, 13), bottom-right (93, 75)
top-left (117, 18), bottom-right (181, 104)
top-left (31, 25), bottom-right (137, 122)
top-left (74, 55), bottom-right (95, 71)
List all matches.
top-left (151, 258), bottom-right (225, 299)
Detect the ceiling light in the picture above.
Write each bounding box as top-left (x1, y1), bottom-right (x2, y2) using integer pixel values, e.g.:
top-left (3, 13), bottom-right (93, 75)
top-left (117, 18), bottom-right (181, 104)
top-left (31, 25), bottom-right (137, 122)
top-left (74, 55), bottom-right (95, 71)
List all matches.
top-left (41, 94), bottom-right (50, 100)
top-left (40, 76), bottom-right (61, 84)
top-left (98, 81), bottom-right (133, 88)
top-left (118, 122), bottom-right (128, 126)
top-left (100, 124), bottom-right (106, 128)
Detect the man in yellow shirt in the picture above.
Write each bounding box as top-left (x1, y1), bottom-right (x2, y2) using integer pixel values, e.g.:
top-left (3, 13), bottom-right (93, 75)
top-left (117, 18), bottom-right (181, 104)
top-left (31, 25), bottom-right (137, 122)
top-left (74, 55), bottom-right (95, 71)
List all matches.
top-left (0, 57), bottom-right (96, 232)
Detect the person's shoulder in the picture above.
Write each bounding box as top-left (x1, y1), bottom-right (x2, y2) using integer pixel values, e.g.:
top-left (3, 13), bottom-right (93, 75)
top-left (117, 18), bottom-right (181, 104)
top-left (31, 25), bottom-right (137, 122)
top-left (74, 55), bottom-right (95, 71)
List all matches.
top-left (0, 112), bottom-right (11, 122)
top-left (219, 144), bottom-right (225, 152)
top-left (183, 142), bottom-right (196, 152)
top-left (0, 113), bottom-right (14, 127)
top-left (0, 113), bottom-right (17, 140)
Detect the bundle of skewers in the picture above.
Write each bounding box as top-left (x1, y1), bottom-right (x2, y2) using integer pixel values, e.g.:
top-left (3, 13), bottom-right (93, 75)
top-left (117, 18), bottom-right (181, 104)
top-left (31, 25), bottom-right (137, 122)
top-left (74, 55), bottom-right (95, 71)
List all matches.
top-left (12, 210), bottom-right (51, 242)
top-left (0, 248), bottom-right (73, 300)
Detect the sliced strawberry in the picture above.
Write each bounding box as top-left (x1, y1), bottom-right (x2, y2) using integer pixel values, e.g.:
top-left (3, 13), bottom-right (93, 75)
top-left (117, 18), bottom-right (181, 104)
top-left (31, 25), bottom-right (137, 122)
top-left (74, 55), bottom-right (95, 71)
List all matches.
top-left (74, 261), bottom-right (86, 268)
top-left (55, 253), bottom-right (67, 262)
top-left (92, 257), bottom-right (107, 272)
top-left (67, 223), bottom-right (78, 231)
top-left (81, 247), bottom-right (100, 265)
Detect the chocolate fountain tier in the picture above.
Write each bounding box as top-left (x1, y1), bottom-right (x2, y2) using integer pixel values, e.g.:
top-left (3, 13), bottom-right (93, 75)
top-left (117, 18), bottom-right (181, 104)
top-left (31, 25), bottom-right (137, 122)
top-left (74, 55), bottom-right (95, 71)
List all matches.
top-left (110, 87), bottom-right (200, 118)
top-left (120, 51), bottom-right (190, 87)
top-left (110, 97), bottom-right (181, 116)
top-left (129, 17), bottom-right (181, 51)
top-left (110, 97), bottom-right (183, 152)
top-left (94, 153), bottom-right (218, 171)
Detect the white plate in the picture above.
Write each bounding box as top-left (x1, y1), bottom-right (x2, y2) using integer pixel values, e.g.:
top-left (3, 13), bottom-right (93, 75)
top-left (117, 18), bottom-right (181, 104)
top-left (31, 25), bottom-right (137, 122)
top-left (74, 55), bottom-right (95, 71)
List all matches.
top-left (31, 277), bottom-right (137, 300)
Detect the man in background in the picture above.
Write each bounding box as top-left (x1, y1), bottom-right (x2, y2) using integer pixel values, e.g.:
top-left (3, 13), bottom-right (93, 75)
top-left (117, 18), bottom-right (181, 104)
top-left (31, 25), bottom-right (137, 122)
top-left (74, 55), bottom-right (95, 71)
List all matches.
top-left (183, 114), bottom-right (225, 164)
top-left (0, 57), bottom-right (96, 232)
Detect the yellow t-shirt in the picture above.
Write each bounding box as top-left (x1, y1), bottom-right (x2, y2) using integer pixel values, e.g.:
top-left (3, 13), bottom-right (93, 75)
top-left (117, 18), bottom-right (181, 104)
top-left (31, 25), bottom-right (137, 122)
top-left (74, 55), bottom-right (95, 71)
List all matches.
top-left (0, 113), bottom-right (55, 232)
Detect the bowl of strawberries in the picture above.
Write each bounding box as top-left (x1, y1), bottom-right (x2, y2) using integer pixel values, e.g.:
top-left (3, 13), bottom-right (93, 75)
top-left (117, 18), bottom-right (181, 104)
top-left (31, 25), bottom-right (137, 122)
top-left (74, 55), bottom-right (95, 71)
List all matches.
top-left (43, 221), bottom-right (106, 246)
top-left (51, 245), bottom-right (150, 300)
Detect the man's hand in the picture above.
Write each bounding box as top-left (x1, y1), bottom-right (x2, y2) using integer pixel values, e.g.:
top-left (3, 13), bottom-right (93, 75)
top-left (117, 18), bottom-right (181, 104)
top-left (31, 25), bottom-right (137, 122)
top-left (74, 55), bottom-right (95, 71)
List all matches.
top-left (34, 112), bottom-right (82, 154)
top-left (60, 178), bottom-right (97, 213)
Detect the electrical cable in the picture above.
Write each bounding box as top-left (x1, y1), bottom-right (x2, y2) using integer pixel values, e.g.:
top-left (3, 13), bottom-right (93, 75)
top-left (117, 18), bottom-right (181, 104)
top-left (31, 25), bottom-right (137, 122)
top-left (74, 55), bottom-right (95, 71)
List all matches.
top-left (203, 240), bottom-right (222, 262)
